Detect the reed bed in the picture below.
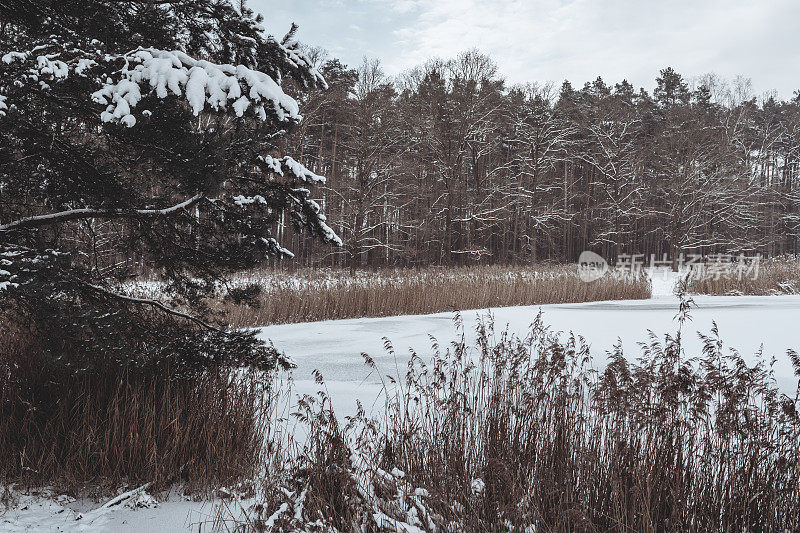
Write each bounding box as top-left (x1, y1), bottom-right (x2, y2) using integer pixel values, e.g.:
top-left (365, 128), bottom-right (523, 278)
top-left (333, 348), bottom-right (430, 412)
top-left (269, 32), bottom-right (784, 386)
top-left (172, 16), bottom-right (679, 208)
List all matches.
top-left (220, 291), bottom-right (800, 532)
top-left (1, 263), bottom-right (647, 501)
top-left (688, 256), bottom-right (800, 295)
top-left (0, 313), bottom-right (270, 494)
top-left (210, 265), bottom-right (651, 327)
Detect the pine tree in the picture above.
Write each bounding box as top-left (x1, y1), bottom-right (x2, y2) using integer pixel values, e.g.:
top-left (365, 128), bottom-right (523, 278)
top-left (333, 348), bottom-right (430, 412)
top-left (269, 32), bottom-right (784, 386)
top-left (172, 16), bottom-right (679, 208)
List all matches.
top-left (0, 1), bottom-right (339, 374)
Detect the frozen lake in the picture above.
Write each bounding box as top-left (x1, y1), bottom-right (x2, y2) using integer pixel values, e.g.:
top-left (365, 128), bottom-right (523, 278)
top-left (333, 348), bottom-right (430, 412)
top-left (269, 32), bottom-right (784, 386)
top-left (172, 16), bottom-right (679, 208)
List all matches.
top-left (259, 293), bottom-right (800, 417)
top-left (8, 292), bottom-right (799, 532)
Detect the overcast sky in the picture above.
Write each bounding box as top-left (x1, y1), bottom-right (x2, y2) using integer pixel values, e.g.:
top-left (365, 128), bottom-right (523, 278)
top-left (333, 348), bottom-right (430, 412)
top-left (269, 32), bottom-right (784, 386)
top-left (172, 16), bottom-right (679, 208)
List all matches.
top-left (255, 0), bottom-right (800, 99)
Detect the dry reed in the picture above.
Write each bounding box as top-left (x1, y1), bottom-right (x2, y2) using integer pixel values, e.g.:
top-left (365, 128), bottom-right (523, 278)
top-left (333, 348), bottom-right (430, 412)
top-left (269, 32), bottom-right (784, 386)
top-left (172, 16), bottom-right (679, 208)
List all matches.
top-left (210, 265), bottom-right (651, 327)
top-left (221, 290), bottom-right (800, 532)
top-left (0, 313), bottom-right (269, 494)
top-left (688, 256), bottom-right (800, 295)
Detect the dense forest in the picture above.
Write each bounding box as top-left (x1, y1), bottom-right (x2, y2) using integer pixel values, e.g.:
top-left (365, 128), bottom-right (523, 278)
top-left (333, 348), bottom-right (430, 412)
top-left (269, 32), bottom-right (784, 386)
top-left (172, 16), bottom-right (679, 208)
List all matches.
top-left (2, 6), bottom-right (799, 275)
top-left (280, 51), bottom-right (800, 269)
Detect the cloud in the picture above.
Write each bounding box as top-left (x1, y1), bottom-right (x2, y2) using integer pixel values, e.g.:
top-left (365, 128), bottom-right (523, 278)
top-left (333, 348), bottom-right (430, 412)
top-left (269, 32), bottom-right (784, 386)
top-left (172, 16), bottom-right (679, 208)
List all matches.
top-left (382, 0), bottom-right (800, 97)
top-left (253, 0), bottom-right (800, 98)
top-left (370, 0), bottom-right (422, 14)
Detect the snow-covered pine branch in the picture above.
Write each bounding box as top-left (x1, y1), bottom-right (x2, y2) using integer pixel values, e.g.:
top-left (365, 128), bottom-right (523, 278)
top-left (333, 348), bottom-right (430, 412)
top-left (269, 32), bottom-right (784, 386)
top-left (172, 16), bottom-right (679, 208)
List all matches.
top-left (1, 44), bottom-right (312, 127)
top-left (1, 34), bottom-right (342, 250)
top-left (91, 48), bottom-right (303, 126)
top-left (0, 194), bottom-right (204, 232)
top-left (258, 155), bottom-right (326, 184)
top-left (287, 189), bottom-right (343, 246)
top-left (82, 282), bottom-right (220, 331)
top-left (273, 27), bottom-right (328, 90)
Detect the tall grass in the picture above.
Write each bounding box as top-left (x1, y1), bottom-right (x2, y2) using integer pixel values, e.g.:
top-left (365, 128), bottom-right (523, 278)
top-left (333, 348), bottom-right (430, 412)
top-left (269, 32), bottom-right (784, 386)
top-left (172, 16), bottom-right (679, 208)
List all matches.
top-left (222, 291), bottom-right (800, 532)
top-left (210, 265), bottom-right (651, 327)
top-left (0, 312), bottom-right (270, 494)
top-left (688, 256), bottom-right (800, 295)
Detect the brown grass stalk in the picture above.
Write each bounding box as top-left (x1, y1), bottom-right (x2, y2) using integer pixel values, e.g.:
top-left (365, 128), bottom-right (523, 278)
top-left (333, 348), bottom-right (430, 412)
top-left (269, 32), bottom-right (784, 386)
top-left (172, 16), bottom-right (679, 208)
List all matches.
top-left (688, 256), bottom-right (800, 295)
top-left (0, 315), bottom-right (269, 494)
top-left (226, 295), bottom-right (800, 532)
top-left (210, 265), bottom-right (651, 327)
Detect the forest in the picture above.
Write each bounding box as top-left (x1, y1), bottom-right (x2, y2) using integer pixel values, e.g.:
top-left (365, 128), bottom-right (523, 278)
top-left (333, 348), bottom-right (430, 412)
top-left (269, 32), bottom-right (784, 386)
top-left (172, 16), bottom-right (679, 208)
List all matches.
top-left (281, 52), bottom-right (800, 269)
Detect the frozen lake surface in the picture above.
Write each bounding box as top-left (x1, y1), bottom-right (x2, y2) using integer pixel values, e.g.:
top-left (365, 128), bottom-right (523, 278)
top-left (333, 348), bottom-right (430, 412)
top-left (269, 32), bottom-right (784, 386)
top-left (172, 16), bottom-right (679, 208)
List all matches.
top-left (260, 293), bottom-right (800, 417)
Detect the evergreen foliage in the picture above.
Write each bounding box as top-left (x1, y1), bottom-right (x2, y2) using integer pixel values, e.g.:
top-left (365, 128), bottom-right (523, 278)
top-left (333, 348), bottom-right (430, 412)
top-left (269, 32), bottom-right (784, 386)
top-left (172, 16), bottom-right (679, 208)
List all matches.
top-left (0, 0), bottom-right (339, 375)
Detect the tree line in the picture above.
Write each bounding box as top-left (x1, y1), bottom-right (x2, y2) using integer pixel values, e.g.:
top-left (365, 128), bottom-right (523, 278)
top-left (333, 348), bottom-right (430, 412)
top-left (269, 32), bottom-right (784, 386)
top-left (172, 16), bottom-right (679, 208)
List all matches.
top-left (280, 51), bottom-right (800, 270)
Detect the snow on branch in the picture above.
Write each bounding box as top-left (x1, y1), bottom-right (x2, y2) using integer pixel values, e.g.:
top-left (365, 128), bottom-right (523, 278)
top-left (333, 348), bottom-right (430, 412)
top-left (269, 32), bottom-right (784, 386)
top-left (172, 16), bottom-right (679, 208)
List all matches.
top-left (2, 47), bottom-right (96, 91)
top-left (286, 187), bottom-right (342, 246)
top-left (0, 193), bottom-right (204, 232)
top-left (83, 282), bottom-right (220, 331)
top-left (259, 155), bottom-right (326, 184)
top-left (262, 237), bottom-right (295, 258)
top-left (273, 34), bottom-right (328, 90)
top-left (0, 255), bottom-right (16, 292)
top-left (91, 48), bottom-right (302, 127)
top-left (311, 214), bottom-right (342, 246)
top-left (0, 246), bottom-right (65, 293)
top-left (1, 43), bottom-right (304, 127)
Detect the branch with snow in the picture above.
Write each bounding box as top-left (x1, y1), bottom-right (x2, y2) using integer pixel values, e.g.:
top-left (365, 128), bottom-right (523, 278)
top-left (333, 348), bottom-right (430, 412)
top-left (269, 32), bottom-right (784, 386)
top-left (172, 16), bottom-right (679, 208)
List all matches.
top-left (2, 46), bottom-right (97, 92)
top-left (91, 48), bottom-right (302, 127)
top-left (261, 237), bottom-right (295, 258)
top-left (82, 282), bottom-right (220, 331)
top-left (76, 483), bottom-right (153, 525)
top-left (1, 44), bottom-right (305, 127)
top-left (259, 154), bottom-right (326, 184)
top-left (0, 254), bottom-right (16, 292)
top-left (286, 188), bottom-right (342, 246)
top-left (0, 193), bottom-right (204, 232)
top-left (0, 246), bottom-right (66, 294)
top-left (273, 31), bottom-right (328, 90)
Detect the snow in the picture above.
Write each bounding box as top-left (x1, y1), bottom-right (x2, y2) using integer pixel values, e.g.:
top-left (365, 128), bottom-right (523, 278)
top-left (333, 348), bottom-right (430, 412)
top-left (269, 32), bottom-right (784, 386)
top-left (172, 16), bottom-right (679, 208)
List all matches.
top-left (274, 37), bottom-right (328, 90)
top-left (260, 155), bottom-right (327, 184)
top-left (373, 509), bottom-right (426, 533)
top-left (0, 194), bottom-right (204, 232)
top-left (1, 46), bottom-right (304, 127)
top-left (74, 58), bottom-right (97, 76)
top-left (35, 56), bottom-right (69, 79)
top-left (1, 49), bottom-right (94, 103)
top-left (262, 291), bottom-right (800, 419)
top-left (262, 237), bottom-right (295, 258)
top-left (647, 266), bottom-right (680, 296)
top-left (281, 156), bottom-right (326, 184)
top-left (0, 487), bottom-right (221, 532)
top-left (233, 194), bottom-right (267, 206)
top-left (1, 51), bottom-right (27, 64)
top-left (91, 48), bottom-right (301, 127)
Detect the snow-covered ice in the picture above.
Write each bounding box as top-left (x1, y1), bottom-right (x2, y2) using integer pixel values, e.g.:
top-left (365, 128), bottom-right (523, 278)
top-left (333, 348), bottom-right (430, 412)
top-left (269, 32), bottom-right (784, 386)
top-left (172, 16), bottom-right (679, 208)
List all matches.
top-left (263, 289), bottom-right (800, 418)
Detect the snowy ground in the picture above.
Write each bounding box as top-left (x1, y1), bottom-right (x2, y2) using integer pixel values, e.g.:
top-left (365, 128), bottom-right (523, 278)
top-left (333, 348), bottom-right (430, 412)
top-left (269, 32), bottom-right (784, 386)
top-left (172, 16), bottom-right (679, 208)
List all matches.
top-left (5, 270), bottom-right (800, 531)
top-left (0, 486), bottom-right (224, 532)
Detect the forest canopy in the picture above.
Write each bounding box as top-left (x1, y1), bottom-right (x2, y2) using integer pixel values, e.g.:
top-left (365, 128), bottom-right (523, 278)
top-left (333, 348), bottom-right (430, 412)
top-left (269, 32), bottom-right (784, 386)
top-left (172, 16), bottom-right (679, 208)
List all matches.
top-left (281, 52), bottom-right (800, 269)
